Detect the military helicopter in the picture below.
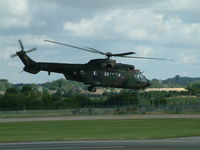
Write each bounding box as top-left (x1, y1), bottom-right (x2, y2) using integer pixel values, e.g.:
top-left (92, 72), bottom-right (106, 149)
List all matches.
top-left (11, 40), bottom-right (172, 92)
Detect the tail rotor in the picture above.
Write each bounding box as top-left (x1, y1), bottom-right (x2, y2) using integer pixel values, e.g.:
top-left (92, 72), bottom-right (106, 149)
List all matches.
top-left (18, 39), bottom-right (24, 51)
top-left (11, 40), bottom-right (37, 58)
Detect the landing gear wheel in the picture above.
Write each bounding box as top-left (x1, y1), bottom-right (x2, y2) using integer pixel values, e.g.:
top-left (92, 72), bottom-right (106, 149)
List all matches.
top-left (88, 86), bottom-right (96, 92)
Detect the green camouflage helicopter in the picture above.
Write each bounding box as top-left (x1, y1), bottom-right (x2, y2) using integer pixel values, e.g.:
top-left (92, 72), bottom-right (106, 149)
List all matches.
top-left (11, 40), bottom-right (172, 92)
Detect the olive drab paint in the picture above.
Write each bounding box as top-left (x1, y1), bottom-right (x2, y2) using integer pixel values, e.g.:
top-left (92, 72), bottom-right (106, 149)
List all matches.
top-left (12, 40), bottom-right (172, 92)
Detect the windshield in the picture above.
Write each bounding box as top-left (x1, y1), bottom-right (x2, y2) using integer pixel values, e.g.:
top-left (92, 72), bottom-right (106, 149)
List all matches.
top-left (135, 73), bottom-right (148, 82)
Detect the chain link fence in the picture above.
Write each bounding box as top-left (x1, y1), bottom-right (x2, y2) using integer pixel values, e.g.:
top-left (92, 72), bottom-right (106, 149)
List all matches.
top-left (138, 105), bottom-right (200, 113)
top-left (0, 104), bottom-right (200, 117)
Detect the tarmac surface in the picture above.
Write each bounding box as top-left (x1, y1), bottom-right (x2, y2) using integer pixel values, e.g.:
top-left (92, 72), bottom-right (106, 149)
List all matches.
top-left (1, 114), bottom-right (200, 122)
top-left (0, 137), bottom-right (200, 150)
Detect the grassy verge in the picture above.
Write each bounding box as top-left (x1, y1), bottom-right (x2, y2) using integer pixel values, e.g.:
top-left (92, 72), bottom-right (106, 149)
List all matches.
top-left (0, 118), bottom-right (200, 142)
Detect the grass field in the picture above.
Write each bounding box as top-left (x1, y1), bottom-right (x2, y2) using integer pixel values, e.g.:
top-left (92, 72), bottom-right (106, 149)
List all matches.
top-left (0, 118), bottom-right (200, 142)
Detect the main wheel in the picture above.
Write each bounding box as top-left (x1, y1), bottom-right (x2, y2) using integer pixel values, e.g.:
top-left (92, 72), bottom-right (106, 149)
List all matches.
top-left (88, 86), bottom-right (96, 92)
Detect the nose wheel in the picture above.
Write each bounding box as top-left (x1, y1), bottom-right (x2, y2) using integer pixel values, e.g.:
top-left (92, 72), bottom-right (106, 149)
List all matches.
top-left (88, 86), bottom-right (96, 92)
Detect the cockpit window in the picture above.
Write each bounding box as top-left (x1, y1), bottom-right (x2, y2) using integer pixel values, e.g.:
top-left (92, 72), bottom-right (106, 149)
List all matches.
top-left (135, 73), bottom-right (148, 82)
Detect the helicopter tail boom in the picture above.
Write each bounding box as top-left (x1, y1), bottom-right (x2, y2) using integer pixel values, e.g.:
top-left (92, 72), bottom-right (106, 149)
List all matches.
top-left (17, 50), bottom-right (40, 74)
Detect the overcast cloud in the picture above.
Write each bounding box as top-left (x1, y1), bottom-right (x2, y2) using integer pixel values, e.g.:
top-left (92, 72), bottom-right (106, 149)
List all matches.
top-left (0, 0), bottom-right (200, 83)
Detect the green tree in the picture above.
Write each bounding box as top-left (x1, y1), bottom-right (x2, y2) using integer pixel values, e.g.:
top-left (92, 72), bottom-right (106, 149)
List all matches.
top-left (70, 95), bottom-right (91, 108)
top-left (5, 88), bottom-right (19, 94)
top-left (187, 82), bottom-right (200, 95)
top-left (105, 92), bottom-right (139, 106)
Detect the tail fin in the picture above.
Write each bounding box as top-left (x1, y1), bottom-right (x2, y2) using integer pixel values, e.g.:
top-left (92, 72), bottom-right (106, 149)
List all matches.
top-left (17, 51), bottom-right (40, 74)
top-left (17, 50), bottom-right (36, 66)
top-left (11, 40), bottom-right (40, 74)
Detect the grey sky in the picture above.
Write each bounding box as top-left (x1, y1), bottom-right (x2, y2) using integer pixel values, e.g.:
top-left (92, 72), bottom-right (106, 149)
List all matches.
top-left (0, 0), bottom-right (200, 83)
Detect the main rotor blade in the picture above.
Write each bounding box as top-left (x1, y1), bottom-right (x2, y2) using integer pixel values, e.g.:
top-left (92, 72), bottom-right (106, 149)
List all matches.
top-left (44, 40), bottom-right (99, 54)
top-left (86, 48), bottom-right (136, 57)
top-left (111, 52), bottom-right (136, 57)
top-left (11, 53), bottom-right (17, 58)
top-left (122, 56), bottom-right (173, 61)
top-left (18, 40), bottom-right (24, 50)
top-left (26, 47), bottom-right (37, 53)
top-left (85, 47), bottom-right (105, 55)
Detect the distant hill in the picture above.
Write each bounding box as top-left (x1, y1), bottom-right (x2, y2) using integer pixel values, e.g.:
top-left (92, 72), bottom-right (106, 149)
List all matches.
top-left (11, 79), bottom-right (87, 95)
top-left (41, 79), bottom-right (87, 94)
top-left (150, 75), bottom-right (200, 88)
top-left (163, 75), bottom-right (200, 87)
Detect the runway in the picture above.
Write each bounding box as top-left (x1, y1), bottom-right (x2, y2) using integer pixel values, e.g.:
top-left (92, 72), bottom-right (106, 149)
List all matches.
top-left (1, 114), bottom-right (200, 122)
top-left (0, 137), bottom-right (200, 150)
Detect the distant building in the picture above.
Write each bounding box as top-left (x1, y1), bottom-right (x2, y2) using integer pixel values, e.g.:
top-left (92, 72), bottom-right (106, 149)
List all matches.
top-left (0, 91), bottom-right (5, 95)
top-left (144, 88), bottom-right (188, 92)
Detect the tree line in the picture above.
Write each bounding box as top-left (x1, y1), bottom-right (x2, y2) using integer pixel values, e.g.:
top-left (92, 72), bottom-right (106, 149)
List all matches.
top-left (0, 82), bottom-right (200, 110)
top-left (0, 85), bottom-right (139, 110)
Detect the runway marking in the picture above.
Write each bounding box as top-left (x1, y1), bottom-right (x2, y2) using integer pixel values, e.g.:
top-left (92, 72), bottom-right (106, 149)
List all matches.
top-left (1, 139), bottom-right (200, 150)
top-left (1, 138), bottom-right (200, 145)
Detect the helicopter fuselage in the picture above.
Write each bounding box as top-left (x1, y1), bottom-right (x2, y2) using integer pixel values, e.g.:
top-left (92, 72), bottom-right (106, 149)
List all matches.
top-left (17, 50), bottom-right (150, 92)
top-left (12, 39), bottom-right (173, 92)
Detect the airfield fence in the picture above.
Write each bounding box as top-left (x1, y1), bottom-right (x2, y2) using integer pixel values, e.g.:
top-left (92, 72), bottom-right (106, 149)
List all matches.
top-left (0, 105), bottom-right (200, 117)
top-left (137, 105), bottom-right (200, 113)
top-left (72, 105), bottom-right (200, 114)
